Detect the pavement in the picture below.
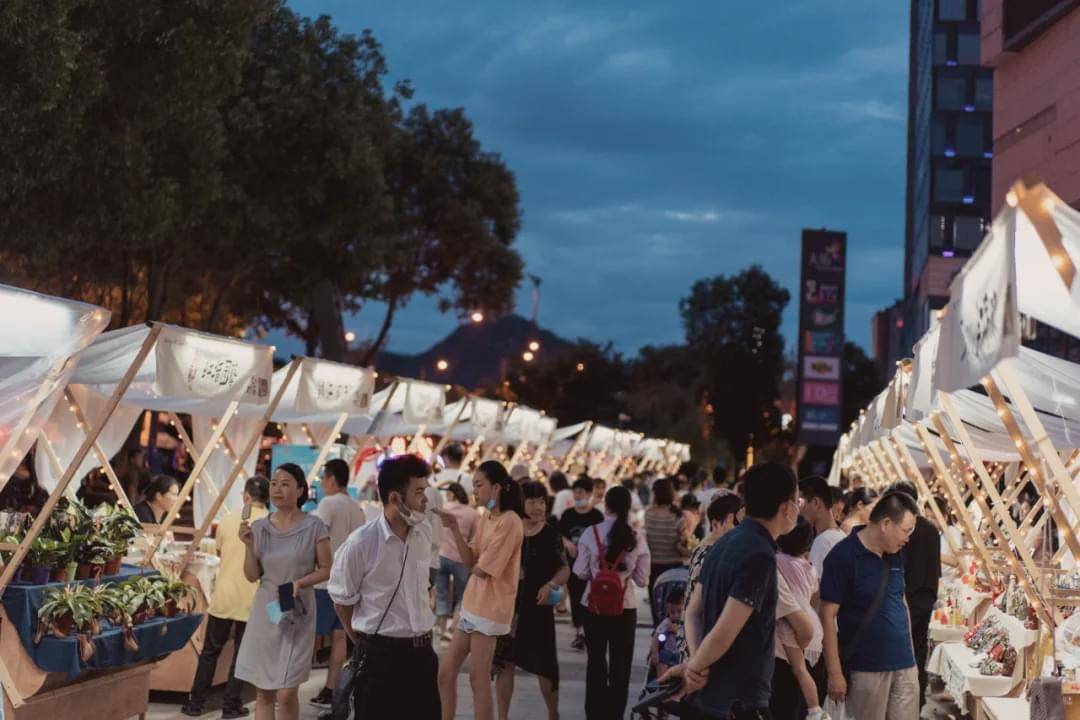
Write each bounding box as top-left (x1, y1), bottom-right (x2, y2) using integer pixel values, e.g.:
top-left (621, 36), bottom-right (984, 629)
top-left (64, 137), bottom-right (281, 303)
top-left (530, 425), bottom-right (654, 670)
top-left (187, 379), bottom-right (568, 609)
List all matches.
top-left (147, 594), bottom-right (654, 720)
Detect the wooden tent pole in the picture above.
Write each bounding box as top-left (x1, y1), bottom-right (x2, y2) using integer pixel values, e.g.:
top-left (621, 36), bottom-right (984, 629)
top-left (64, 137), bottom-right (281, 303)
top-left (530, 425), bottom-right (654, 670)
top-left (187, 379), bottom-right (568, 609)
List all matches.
top-left (887, 437), bottom-right (962, 560)
top-left (432, 399), bottom-right (470, 458)
top-left (306, 412), bottom-right (350, 484)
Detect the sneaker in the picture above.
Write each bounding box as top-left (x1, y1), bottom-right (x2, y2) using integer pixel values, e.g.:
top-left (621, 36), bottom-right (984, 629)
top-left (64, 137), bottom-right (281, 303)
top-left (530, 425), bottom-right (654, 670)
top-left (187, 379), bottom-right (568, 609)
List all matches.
top-left (571, 633), bottom-right (586, 651)
top-left (179, 705), bottom-right (204, 717)
top-left (221, 707), bottom-right (250, 719)
top-left (310, 687), bottom-right (334, 708)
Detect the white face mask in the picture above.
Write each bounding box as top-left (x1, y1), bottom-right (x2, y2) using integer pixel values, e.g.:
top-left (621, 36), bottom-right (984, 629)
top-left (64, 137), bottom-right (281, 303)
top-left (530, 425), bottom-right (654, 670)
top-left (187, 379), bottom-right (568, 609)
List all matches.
top-left (397, 498), bottom-right (425, 527)
top-left (574, 497), bottom-right (590, 508)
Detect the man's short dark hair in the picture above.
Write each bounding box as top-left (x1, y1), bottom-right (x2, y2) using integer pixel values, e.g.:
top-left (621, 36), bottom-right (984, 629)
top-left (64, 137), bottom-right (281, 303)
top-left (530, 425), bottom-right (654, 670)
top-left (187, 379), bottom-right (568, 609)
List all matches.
top-left (244, 475), bottom-right (270, 504)
top-left (549, 471), bottom-right (569, 492)
top-left (869, 490), bottom-right (920, 524)
top-left (707, 494), bottom-right (743, 526)
top-left (829, 486), bottom-right (846, 507)
top-left (378, 455), bottom-right (431, 504)
top-left (592, 477), bottom-right (606, 490)
top-left (889, 481), bottom-right (918, 502)
top-left (798, 475), bottom-right (832, 507)
top-left (572, 476), bottom-right (594, 493)
top-left (443, 443), bottom-right (465, 464)
top-left (652, 477), bottom-right (675, 506)
top-left (323, 458), bottom-right (350, 488)
top-left (743, 463), bottom-right (797, 520)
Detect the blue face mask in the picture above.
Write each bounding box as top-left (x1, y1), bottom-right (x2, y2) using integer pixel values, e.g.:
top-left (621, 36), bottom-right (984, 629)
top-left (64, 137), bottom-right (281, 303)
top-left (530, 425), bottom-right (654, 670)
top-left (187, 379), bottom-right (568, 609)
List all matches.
top-left (486, 497), bottom-right (497, 511)
top-left (266, 600), bottom-right (283, 625)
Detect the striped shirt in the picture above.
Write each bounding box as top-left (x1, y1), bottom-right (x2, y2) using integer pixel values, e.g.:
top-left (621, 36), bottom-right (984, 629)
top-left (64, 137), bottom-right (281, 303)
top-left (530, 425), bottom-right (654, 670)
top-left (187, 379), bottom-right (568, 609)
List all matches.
top-left (645, 507), bottom-right (686, 565)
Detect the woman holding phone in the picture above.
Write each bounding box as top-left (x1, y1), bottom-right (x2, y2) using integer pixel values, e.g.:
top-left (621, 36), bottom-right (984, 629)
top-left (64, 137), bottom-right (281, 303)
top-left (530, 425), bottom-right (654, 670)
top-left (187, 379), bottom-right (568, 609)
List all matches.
top-left (235, 464), bottom-right (331, 720)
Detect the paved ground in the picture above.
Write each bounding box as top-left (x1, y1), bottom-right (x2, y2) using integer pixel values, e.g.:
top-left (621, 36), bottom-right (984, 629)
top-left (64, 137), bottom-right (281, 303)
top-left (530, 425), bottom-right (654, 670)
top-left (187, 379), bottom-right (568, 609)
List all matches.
top-left (148, 595), bottom-right (653, 720)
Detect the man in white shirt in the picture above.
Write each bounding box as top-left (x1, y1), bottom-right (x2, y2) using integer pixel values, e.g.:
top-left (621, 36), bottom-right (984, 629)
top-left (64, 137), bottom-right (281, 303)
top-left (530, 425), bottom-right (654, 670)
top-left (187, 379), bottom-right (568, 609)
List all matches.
top-left (801, 475), bottom-right (847, 577)
top-left (327, 455), bottom-right (439, 719)
top-left (310, 459), bottom-right (366, 709)
top-left (433, 442), bottom-right (472, 496)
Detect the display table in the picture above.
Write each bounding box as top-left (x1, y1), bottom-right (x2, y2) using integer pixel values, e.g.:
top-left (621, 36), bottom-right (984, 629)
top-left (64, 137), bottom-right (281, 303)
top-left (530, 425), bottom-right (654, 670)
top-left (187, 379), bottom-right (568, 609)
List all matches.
top-left (930, 622), bottom-right (969, 643)
top-left (1, 565), bottom-right (201, 679)
top-left (977, 696), bottom-right (1030, 720)
top-left (928, 642), bottom-right (1023, 703)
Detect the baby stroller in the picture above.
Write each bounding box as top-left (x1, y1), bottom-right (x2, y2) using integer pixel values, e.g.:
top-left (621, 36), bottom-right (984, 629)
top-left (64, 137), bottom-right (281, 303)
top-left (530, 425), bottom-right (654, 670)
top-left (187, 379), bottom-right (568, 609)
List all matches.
top-left (633, 566), bottom-right (689, 719)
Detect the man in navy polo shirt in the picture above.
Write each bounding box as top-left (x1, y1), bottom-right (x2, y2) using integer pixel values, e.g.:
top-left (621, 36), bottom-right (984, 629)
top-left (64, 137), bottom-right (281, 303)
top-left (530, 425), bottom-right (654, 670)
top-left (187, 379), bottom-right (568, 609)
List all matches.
top-left (821, 491), bottom-right (920, 720)
top-left (664, 462), bottom-right (802, 720)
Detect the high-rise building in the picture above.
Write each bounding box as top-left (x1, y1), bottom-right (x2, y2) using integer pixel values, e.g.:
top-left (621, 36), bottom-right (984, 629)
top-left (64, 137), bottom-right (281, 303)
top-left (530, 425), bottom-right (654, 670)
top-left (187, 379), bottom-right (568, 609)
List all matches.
top-left (981, 0), bottom-right (1080, 362)
top-left (902, 0), bottom-right (994, 346)
top-left (871, 300), bottom-right (906, 373)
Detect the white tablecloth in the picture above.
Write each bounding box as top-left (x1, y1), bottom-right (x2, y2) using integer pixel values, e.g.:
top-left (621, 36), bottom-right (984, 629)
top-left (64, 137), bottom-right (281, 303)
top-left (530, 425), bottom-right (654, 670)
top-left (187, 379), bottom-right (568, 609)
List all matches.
top-left (979, 697), bottom-right (1029, 720)
top-left (927, 642), bottom-right (1021, 703)
top-left (929, 623), bottom-right (968, 643)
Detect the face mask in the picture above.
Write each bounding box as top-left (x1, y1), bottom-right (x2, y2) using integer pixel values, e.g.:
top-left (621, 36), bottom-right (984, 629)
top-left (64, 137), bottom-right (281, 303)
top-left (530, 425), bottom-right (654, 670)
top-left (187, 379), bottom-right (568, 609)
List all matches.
top-left (397, 498), bottom-right (425, 527)
top-left (486, 497), bottom-right (497, 511)
top-left (574, 497), bottom-right (590, 508)
top-left (266, 600), bottom-right (284, 625)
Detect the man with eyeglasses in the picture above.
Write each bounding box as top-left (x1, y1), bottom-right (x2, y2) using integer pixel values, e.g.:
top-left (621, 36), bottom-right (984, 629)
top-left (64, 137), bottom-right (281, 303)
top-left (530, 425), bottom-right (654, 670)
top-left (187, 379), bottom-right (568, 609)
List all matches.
top-left (310, 459), bottom-right (366, 710)
top-left (820, 491), bottom-right (920, 720)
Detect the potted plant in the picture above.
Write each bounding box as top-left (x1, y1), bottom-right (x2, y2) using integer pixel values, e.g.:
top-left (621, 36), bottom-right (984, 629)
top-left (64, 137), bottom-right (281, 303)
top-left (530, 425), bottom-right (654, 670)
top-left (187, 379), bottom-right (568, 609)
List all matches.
top-left (1, 528), bottom-right (25, 582)
top-left (36, 584), bottom-right (98, 660)
top-left (76, 537), bottom-right (113, 580)
top-left (92, 585), bottom-right (140, 652)
top-left (159, 572), bottom-right (195, 617)
top-left (27, 536), bottom-right (64, 584)
top-left (118, 576), bottom-right (166, 624)
top-left (98, 505), bottom-right (140, 575)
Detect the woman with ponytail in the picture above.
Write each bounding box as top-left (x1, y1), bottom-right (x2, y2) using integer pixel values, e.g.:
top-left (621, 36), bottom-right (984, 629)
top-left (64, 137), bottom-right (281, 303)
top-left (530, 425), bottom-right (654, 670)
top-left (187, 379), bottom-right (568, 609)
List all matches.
top-left (437, 460), bottom-right (525, 720)
top-left (572, 484), bottom-right (651, 720)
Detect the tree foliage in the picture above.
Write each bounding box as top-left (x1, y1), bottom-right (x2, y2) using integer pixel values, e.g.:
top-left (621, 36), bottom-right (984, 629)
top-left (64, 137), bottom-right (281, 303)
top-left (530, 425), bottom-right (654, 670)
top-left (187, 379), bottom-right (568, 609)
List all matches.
top-left (842, 341), bottom-right (882, 429)
top-left (0, 1), bottom-right (523, 355)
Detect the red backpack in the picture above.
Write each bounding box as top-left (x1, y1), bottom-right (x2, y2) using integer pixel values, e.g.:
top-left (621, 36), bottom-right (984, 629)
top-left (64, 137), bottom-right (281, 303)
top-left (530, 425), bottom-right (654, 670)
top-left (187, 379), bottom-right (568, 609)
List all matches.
top-left (587, 526), bottom-right (627, 616)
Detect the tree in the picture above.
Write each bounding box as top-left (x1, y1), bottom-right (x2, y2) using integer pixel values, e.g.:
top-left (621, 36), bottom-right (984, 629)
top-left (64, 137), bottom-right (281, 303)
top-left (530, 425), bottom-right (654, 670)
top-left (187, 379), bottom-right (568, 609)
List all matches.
top-left (679, 265), bottom-right (791, 459)
top-left (842, 341), bottom-right (882, 429)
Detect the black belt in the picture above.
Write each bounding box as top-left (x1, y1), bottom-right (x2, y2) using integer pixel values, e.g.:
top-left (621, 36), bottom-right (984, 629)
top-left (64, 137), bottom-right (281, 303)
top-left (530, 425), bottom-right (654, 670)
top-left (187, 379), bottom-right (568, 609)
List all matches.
top-left (356, 631), bottom-right (432, 649)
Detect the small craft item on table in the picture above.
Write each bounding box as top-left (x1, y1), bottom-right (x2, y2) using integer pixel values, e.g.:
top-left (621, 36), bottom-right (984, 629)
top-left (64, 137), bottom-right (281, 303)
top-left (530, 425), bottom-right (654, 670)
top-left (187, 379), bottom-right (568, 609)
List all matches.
top-left (928, 611), bottom-right (1035, 704)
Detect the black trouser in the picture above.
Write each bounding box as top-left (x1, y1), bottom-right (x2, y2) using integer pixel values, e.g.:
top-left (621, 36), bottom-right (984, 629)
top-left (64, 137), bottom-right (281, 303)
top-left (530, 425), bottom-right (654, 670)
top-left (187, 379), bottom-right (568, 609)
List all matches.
top-left (568, 575), bottom-right (589, 629)
top-left (909, 604), bottom-right (933, 708)
top-left (584, 609), bottom-right (637, 720)
top-left (188, 615), bottom-right (247, 710)
top-left (769, 657), bottom-right (805, 720)
top-left (648, 562), bottom-right (683, 624)
top-left (683, 703), bottom-right (774, 720)
top-left (352, 636), bottom-right (440, 720)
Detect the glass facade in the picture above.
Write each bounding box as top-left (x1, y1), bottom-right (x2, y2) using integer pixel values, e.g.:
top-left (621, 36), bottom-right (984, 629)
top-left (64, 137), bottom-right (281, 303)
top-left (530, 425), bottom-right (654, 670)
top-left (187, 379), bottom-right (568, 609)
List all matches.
top-left (903, 0), bottom-right (993, 344)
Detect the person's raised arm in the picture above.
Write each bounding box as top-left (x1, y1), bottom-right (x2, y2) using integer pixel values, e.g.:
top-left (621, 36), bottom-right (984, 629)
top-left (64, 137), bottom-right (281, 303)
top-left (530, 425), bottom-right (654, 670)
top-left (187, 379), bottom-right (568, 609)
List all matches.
top-left (238, 520), bottom-right (260, 582)
top-left (437, 509), bottom-right (475, 567)
top-left (821, 602), bottom-right (846, 702)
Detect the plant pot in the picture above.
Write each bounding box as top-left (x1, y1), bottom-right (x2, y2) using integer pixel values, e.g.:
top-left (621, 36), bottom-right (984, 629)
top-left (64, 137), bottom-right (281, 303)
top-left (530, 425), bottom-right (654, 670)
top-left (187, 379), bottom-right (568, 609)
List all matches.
top-left (75, 563), bottom-right (91, 580)
top-left (133, 608), bottom-right (154, 625)
top-left (162, 600), bottom-right (178, 618)
top-left (50, 566), bottom-right (69, 582)
top-left (66, 561), bottom-right (78, 581)
top-left (53, 612), bottom-right (74, 637)
top-left (88, 563), bottom-right (104, 581)
top-left (29, 565), bottom-right (51, 585)
top-left (104, 556), bottom-right (122, 576)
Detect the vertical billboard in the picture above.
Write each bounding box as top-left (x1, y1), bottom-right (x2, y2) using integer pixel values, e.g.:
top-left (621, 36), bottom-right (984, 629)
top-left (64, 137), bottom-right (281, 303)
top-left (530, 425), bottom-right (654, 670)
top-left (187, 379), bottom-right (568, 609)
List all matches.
top-left (796, 230), bottom-right (846, 446)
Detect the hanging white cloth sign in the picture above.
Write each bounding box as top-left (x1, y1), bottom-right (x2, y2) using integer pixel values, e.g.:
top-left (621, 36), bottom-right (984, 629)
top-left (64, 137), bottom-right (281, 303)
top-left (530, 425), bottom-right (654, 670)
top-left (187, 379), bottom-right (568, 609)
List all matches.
top-left (935, 218), bottom-right (1020, 393)
top-left (401, 380), bottom-right (446, 425)
top-left (155, 326), bottom-right (274, 404)
top-left (294, 359), bottom-right (374, 414)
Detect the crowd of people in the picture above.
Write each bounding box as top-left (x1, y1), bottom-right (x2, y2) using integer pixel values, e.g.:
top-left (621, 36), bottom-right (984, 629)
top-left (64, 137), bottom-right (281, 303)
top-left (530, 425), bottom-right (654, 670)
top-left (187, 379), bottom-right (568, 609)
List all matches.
top-left (0, 436), bottom-right (966, 720)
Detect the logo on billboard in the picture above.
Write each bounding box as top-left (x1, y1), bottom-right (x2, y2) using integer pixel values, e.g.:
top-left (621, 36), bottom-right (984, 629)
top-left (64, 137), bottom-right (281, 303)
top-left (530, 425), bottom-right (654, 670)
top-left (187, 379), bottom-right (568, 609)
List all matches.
top-left (802, 406), bottom-right (840, 431)
top-left (801, 381), bottom-right (840, 405)
top-left (803, 356), bottom-right (840, 380)
top-left (808, 239), bottom-right (844, 273)
top-left (804, 280), bottom-right (840, 305)
top-left (811, 307), bottom-right (840, 329)
top-left (803, 331), bottom-right (841, 355)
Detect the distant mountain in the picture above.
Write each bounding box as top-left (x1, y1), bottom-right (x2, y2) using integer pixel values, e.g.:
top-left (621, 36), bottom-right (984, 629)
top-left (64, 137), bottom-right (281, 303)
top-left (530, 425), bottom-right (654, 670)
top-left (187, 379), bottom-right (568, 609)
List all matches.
top-left (363, 314), bottom-right (574, 389)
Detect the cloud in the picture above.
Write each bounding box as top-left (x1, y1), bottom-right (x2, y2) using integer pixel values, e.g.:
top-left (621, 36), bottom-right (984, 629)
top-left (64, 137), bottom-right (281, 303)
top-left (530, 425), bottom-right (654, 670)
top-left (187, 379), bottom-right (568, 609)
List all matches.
top-left (663, 210), bottom-right (721, 223)
top-left (826, 99), bottom-right (904, 123)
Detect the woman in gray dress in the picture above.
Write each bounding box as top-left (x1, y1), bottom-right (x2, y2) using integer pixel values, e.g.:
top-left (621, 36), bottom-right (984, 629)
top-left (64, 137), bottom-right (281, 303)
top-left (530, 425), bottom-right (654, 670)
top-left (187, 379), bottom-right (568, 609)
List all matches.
top-left (236, 463), bottom-right (331, 720)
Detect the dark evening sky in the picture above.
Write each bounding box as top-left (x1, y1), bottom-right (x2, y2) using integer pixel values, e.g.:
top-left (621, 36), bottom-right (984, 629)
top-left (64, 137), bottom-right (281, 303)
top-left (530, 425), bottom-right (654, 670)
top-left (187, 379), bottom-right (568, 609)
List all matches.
top-left (286, 0), bottom-right (909, 358)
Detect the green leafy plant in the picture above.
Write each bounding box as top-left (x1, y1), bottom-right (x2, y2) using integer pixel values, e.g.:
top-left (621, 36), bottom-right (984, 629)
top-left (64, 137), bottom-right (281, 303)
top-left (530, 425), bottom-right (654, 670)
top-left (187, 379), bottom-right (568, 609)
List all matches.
top-left (28, 536), bottom-right (66, 569)
top-left (36, 584), bottom-right (99, 659)
top-left (158, 572), bottom-right (195, 615)
top-left (117, 576), bottom-right (167, 622)
top-left (97, 504), bottom-right (141, 557)
top-left (76, 536), bottom-right (113, 566)
top-left (92, 584), bottom-right (139, 652)
top-left (0, 528), bottom-right (24, 565)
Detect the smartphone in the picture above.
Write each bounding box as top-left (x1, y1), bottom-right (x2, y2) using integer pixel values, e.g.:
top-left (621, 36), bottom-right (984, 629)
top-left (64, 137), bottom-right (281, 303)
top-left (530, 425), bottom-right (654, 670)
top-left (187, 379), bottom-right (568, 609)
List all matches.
top-left (277, 582), bottom-right (295, 612)
top-left (631, 679), bottom-right (683, 714)
top-left (241, 503), bottom-right (252, 522)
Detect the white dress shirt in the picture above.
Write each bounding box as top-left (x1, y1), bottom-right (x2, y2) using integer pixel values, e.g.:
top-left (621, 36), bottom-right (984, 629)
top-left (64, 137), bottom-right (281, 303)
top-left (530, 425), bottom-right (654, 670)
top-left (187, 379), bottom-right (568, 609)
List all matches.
top-left (327, 514), bottom-right (435, 637)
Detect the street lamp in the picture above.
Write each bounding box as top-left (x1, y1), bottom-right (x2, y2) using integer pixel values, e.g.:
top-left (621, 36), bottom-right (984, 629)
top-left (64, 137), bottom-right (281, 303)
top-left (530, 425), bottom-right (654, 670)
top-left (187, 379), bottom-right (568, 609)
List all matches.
top-left (436, 359), bottom-right (449, 372)
top-left (576, 362), bottom-right (585, 372)
top-left (528, 340), bottom-right (540, 352)
top-left (471, 311), bottom-right (484, 323)
top-left (344, 331), bottom-right (356, 343)
top-left (522, 351), bottom-right (535, 363)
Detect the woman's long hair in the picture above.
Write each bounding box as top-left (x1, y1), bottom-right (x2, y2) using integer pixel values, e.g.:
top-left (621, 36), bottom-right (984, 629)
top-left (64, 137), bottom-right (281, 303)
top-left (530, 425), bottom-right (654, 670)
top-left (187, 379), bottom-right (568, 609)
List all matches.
top-left (604, 485), bottom-right (637, 566)
top-left (479, 460), bottom-right (524, 518)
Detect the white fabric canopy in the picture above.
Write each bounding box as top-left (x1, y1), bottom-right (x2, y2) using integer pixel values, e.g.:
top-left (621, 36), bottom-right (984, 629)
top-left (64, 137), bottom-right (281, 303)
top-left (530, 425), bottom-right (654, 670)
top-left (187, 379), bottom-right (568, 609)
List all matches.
top-left (0, 285), bottom-right (110, 482)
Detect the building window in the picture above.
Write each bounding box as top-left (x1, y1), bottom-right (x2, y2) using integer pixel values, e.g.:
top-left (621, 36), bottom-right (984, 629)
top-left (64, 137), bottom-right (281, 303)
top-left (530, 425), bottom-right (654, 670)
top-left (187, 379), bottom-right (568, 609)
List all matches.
top-left (939, 0), bottom-right (969, 21)
top-left (975, 77), bottom-right (993, 110)
top-left (957, 32), bottom-right (981, 65)
top-left (935, 168), bottom-right (965, 203)
top-left (933, 30), bottom-right (950, 65)
top-left (954, 216), bottom-right (985, 250)
top-left (956, 117), bottom-right (985, 156)
top-left (932, 119), bottom-right (948, 155)
top-left (936, 77), bottom-right (967, 110)
top-left (930, 215), bottom-right (947, 249)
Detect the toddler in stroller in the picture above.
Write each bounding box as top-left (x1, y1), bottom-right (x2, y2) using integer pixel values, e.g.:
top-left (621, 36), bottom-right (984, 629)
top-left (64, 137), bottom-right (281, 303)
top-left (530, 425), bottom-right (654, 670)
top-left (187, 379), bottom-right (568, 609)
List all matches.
top-left (633, 566), bottom-right (688, 719)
